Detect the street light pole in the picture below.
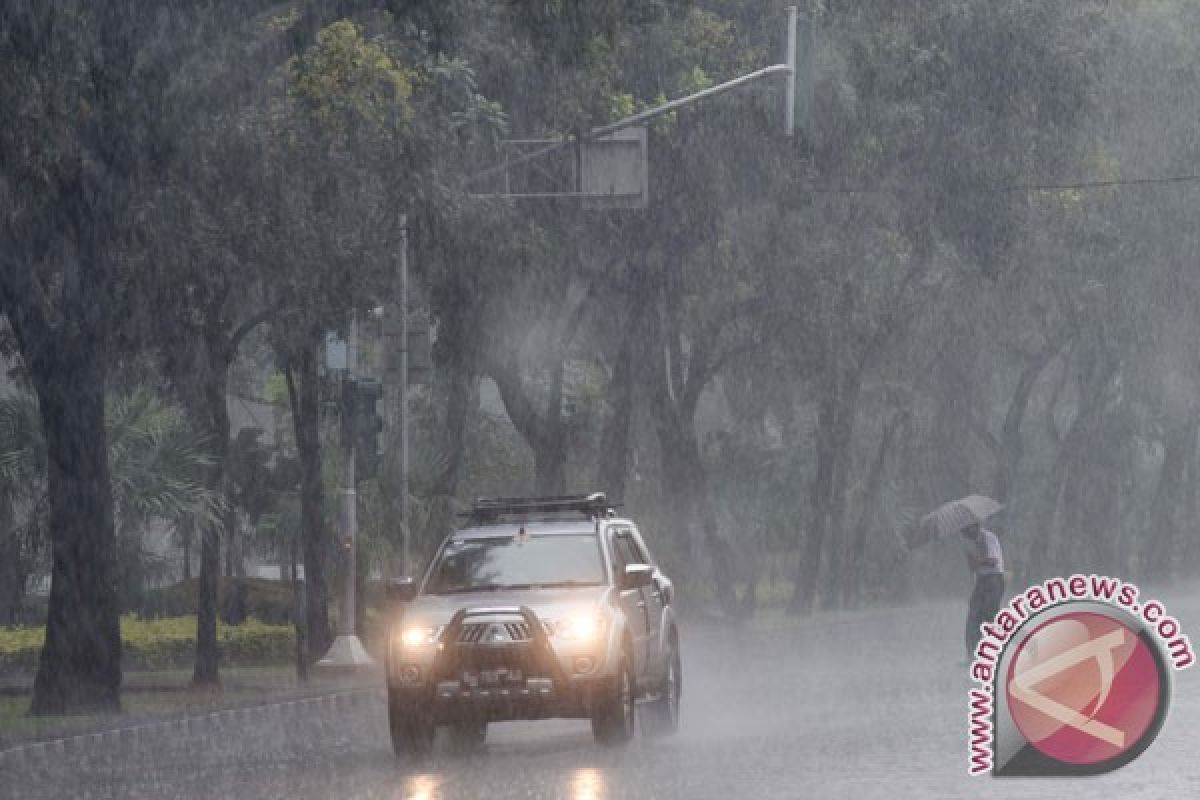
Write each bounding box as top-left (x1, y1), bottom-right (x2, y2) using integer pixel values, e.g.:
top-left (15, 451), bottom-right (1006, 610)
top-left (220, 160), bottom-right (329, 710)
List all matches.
top-left (398, 215), bottom-right (410, 576)
top-left (318, 311), bottom-right (374, 670)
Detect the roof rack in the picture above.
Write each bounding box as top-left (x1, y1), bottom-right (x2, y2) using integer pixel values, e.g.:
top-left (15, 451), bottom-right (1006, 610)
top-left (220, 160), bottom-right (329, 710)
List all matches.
top-left (459, 492), bottom-right (618, 523)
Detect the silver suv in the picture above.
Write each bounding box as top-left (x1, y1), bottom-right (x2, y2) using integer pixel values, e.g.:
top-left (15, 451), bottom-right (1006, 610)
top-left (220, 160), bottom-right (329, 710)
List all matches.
top-left (384, 493), bottom-right (681, 755)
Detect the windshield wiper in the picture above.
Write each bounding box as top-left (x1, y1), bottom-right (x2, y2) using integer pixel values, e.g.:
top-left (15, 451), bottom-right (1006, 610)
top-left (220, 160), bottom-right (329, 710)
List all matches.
top-left (434, 580), bottom-right (598, 594)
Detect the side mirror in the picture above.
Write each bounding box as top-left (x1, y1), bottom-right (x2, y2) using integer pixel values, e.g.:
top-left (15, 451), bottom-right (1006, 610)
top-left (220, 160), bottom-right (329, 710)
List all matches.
top-left (622, 564), bottom-right (654, 590)
top-left (387, 577), bottom-right (418, 605)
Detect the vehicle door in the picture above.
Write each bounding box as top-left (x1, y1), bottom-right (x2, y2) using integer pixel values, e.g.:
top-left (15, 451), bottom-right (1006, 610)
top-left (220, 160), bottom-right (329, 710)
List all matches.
top-left (628, 527), bottom-right (665, 671)
top-left (609, 527), bottom-right (650, 676)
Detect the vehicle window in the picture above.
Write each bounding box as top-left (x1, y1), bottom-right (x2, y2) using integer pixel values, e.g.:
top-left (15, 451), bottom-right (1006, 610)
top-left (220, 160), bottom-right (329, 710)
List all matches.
top-left (628, 531), bottom-right (651, 564)
top-left (609, 532), bottom-right (627, 572)
top-left (614, 533), bottom-right (644, 569)
top-left (424, 534), bottom-right (605, 594)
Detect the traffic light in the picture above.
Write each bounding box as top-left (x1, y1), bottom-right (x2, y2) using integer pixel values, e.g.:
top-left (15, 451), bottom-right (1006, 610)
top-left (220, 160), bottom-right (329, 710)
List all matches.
top-left (353, 379), bottom-right (383, 480)
top-left (341, 378), bottom-right (383, 480)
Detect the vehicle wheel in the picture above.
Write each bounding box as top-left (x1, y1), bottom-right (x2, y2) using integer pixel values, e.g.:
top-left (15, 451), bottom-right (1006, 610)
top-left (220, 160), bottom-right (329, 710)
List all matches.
top-left (388, 689), bottom-right (435, 758)
top-left (591, 649), bottom-right (636, 746)
top-left (643, 637), bottom-right (681, 737)
top-left (448, 719), bottom-right (487, 752)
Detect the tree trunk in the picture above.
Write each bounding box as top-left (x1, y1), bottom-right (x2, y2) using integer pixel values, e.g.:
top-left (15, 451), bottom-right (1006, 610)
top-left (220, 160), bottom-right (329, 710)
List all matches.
top-left (192, 357), bottom-right (231, 686)
top-left (489, 356), bottom-right (569, 496)
top-left (818, 375), bottom-right (859, 611)
top-left (533, 434), bottom-right (568, 495)
top-left (180, 520), bottom-right (192, 581)
top-left (30, 357), bottom-right (122, 715)
top-left (645, 328), bottom-right (725, 606)
top-left (791, 349), bottom-right (861, 615)
top-left (194, 518), bottom-right (221, 684)
top-left (844, 413), bottom-right (901, 608)
top-left (598, 323), bottom-right (637, 502)
top-left (791, 392), bottom-right (835, 616)
top-left (287, 343), bottom-right (332, 662)
top-left (1145, 418), bottom-right (1197, 580)
top-left (1184, 420), bottom-right (1200, 572)
top-left (426, 361), bottom-right (478, 567)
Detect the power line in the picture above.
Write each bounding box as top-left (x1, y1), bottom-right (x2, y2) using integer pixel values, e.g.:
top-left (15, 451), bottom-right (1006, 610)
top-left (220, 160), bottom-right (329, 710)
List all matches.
top-left (1003, 174), bottom-right (1200, 192)
top-left (805, 173), bottom-right (1200, 195)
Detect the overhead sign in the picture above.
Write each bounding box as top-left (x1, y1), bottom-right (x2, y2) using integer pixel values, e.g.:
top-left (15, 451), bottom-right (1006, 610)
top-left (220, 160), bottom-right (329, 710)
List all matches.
top-left (581, 127), bottom-right (648, 210)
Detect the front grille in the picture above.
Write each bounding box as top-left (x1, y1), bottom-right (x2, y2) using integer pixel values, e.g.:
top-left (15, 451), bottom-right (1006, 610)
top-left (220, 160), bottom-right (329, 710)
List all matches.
top-left (459, 643), bottom-right (535, 672)
top-left (459, 623), bottom-right (486, 643)
top-left (458, 621), bottom-right (534, 643)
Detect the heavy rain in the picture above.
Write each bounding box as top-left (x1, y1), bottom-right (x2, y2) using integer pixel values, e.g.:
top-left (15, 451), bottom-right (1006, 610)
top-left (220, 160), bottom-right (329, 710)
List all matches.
top-left (1, 1), bottom-right (1198, 798)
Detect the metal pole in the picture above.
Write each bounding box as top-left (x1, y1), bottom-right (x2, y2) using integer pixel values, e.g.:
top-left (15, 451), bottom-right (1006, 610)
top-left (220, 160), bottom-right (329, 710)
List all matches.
top-left (796, 11), bottom-right (814, 140)
top-left (589, 64), bottom-right (794, 139)
top-left (338, 312), bottom-right (358, 637)
top-left (785, 6), bottom-right (797, 137)
top-left (399, 216), bottom-right (410, 575)
top-left (468, 63), bottom-right (794, 188)
top-left (316, 313), bottom-right (373, 669)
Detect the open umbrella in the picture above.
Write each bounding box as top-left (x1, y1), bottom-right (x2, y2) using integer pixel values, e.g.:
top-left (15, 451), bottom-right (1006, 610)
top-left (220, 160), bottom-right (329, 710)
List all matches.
top-left (908, 494), bottom-right (1003, 548)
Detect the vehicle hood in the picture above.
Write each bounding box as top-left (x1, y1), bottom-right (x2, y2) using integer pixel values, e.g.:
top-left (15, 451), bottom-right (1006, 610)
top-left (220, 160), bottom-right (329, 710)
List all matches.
top-left (401, 585), bottom-right (612, 627)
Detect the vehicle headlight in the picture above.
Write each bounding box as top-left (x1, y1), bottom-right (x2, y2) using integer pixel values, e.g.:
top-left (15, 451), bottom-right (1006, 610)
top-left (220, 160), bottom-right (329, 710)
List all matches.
top-left (552, 613), bottom-right (607, 642)
top-left (396, 625), bottom-right (441, 648)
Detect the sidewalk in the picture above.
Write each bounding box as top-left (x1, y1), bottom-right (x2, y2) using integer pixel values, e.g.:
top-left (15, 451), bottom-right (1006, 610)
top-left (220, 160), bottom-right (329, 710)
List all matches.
top-left (0, 664), bottom-right (382, 751)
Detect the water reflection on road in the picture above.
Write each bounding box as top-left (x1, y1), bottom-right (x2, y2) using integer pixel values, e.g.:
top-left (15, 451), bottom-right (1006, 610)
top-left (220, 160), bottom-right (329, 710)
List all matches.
top-left (397, 756), bottom-right (606, 799)
top-left (569, 767), bottom-right (605, 800)
top-left (400, 773), bottom-right (441, 800)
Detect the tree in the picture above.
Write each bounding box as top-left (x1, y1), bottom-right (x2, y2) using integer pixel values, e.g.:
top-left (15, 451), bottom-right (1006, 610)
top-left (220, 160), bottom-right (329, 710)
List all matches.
top-left (0, 1), bottom-right (165, 713)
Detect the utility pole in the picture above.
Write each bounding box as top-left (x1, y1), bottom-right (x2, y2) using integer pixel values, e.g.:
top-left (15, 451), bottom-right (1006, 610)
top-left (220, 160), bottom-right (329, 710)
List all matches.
top-left (317, 311), bottom-right (374, 670)
top-left (382, 215), bottom-right (412, 576)
top-left (398, 216), bottom-right (410, 575)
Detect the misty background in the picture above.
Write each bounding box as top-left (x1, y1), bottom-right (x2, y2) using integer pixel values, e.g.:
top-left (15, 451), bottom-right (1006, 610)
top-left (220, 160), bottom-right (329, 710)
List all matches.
top-left (2, 0), bottom-right (1199, 720)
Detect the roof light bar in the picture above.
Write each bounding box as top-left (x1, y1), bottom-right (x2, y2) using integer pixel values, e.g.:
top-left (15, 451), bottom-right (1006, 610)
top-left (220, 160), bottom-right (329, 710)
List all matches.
top-left (460, 492), bottom-right (618, 522)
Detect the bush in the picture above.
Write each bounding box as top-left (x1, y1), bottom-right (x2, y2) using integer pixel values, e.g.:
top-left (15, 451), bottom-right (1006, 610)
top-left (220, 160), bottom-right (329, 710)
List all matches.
top-left (139, 578), bottom-right (296, 624)
top-left (0, 615), bottom-right (295, 676)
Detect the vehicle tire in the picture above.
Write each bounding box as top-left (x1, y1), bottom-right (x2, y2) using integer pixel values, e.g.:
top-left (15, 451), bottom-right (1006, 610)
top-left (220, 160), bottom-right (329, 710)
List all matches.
top-left (447, 719), bottom-right (487, 752)
top-left (591, 648), bottom-right (636, 746)
top-left (643, 636), bottom-right (681, 737)
top-left (388, 689), bottom-right (435, 758)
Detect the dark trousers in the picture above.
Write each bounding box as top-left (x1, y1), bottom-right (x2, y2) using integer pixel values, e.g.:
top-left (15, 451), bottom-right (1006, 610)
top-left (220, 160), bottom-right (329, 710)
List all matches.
top-left (966, 573), bottom-right (1005, 657)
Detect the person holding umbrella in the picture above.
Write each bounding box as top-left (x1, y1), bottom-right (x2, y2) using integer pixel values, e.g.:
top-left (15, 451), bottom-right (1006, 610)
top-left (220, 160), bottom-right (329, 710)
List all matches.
top-left (913, 495), bottom-right (1006, 659)
top-left (960, 520), bottom-right (1005, 658)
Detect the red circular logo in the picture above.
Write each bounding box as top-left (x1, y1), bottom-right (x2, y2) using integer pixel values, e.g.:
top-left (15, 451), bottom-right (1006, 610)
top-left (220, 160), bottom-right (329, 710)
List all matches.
top-left (1005, 611), bottom-right (1163, 766)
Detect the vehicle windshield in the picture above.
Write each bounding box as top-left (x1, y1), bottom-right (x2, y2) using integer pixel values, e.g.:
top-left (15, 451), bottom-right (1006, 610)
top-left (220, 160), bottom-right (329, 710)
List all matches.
top-left (424, 534), bottom-right (605, 594)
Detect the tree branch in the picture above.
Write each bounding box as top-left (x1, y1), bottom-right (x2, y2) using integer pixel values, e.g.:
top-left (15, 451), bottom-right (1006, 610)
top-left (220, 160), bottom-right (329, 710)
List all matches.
top-left (484, 350), bottom-right (547, 452)
top-left (223, 303), bottom-right (281, 365)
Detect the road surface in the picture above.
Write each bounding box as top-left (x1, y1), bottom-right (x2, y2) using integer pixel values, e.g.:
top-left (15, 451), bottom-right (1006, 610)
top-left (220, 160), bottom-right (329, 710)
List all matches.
top-left (5, 591), bottom-right (1199, 799)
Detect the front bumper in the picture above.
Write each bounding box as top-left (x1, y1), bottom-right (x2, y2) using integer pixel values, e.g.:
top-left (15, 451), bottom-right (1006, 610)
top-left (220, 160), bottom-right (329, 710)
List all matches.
top-left (388, 605), bottom-right (612, 722)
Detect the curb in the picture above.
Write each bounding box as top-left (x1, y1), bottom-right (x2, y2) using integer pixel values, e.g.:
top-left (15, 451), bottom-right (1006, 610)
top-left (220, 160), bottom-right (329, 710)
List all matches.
top-left (0, 687), bottom-right (385, 771)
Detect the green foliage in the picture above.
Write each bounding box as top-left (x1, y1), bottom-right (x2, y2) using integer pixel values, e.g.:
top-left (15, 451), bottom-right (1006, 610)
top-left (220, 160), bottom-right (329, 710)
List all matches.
top-left (139, 578), bottom-right (296, 626)
top-left (0, 615), bottom-right (294, 676)
top-left (263, 373), bottom-right (290, 408)
top-left (285, 20), bottom-right (417, 141)
top-left (0, 387), bottom-right (221, 534)
top-left (106, 388), bottom-right (224, 533)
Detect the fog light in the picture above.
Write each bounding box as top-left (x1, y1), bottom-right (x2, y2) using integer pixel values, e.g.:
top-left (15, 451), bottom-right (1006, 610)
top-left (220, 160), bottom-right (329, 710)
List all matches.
top-left (400, 664), bottom-right (421, 683)
top-left (573, 656), bottom-right (596, 674)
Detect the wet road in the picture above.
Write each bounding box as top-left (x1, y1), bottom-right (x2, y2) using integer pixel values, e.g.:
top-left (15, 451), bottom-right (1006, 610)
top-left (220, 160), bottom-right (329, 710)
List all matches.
top-left (6, 594), bottom-right (1200, 799)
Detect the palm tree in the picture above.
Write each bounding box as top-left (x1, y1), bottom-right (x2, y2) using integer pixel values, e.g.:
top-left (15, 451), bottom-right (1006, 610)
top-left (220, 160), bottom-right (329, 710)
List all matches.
top-left (0, 387), bottom-right (223, 617)
top-left (0, 391), bottom-right (47, 624)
